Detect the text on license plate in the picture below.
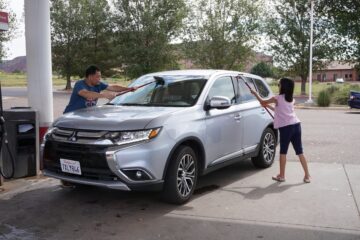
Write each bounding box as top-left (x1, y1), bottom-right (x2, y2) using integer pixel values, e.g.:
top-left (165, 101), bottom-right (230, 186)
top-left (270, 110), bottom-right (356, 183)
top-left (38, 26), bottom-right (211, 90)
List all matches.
top-left (60, 159), bottom-right (82, 175)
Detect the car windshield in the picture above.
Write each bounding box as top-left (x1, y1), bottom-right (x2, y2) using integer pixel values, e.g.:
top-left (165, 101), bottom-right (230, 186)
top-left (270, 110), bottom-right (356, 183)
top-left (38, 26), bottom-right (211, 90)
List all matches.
top-left (110, 75), bottom-right (207, 107)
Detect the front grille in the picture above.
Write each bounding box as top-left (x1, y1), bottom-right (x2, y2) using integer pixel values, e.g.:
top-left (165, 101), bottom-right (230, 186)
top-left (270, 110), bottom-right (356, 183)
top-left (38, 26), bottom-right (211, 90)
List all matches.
top-left (43, 140), bottom-right (118, 181)
top-left (50, 128), bottom-right (109, 143)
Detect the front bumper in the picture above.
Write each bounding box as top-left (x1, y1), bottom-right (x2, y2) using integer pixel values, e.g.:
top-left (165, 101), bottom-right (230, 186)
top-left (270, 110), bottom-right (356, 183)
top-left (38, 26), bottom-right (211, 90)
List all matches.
top-left (42, 138), bottom-right (171, 191)
top-left (43, 170), bottom-right (131, 190)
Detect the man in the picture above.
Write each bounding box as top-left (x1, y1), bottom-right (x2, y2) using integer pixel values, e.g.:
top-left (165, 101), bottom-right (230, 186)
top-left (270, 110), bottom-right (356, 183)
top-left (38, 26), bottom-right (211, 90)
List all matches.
top-left (64, 65), bottom-right (134, 113)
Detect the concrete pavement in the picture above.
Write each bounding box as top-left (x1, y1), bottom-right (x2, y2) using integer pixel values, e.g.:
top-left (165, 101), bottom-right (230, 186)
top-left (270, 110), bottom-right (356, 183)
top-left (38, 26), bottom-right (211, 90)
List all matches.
top-left (0, 161), bottom-right (360, 240)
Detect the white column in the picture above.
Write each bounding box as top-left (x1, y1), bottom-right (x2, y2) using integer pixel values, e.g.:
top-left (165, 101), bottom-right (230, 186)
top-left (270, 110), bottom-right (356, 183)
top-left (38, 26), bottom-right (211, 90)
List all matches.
top-left (24, 0), bottom-right (53, 135)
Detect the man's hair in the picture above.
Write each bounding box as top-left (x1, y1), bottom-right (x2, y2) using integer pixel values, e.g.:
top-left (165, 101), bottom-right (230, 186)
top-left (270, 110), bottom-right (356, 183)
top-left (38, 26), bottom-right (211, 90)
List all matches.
top-left (85, 65), bottom-right (100, 78)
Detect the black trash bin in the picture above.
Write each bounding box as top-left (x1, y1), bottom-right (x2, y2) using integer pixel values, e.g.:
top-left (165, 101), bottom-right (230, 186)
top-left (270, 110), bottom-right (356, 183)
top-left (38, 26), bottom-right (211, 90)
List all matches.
top-left (1, 107), bottom-right (38, 178)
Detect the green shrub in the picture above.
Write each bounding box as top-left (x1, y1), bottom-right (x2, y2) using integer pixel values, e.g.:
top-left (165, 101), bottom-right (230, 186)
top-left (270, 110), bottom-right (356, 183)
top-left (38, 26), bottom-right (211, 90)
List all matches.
top-left (332, 84), bottom-right (360, 105)
top-left (326, 84), bottom-right (339, 95)
top-left (317, 89), bottom-right (331, 107)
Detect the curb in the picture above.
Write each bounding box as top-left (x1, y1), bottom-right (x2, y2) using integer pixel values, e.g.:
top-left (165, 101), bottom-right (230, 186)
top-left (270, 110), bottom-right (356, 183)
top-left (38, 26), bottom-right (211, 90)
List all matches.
top-left (295, 105), bottom-right (356, 111)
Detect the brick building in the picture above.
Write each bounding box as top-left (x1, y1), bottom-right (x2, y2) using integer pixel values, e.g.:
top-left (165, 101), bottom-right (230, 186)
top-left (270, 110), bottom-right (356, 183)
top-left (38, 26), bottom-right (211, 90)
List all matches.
top-left (313, 61), bottom-right (359, 82)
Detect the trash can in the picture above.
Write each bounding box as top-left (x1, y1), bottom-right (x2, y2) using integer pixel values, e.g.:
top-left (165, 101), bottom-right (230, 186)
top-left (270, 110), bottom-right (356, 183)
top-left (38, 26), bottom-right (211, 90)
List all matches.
top-left (1, 107), bottom-right (38, 178)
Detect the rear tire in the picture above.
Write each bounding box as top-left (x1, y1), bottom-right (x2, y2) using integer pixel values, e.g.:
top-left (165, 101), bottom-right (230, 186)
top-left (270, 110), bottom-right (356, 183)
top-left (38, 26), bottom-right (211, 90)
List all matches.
top-left (252, 128), bottom-right (276, 168)
top-left (162, 146), bottom-right (198, 204)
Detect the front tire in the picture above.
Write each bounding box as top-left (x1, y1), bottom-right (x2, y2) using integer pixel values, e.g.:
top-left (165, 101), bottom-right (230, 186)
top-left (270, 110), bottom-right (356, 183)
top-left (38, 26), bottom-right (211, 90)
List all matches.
top-left (162, 146), bottom-right (198, 204)
top-left (252, 128), bottom-right (276, 168)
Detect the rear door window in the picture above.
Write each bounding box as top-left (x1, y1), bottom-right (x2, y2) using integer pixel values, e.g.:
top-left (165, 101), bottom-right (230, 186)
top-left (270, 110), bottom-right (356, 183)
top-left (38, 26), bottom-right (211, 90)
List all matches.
top-left (237, 77), bottom-right (256, 102)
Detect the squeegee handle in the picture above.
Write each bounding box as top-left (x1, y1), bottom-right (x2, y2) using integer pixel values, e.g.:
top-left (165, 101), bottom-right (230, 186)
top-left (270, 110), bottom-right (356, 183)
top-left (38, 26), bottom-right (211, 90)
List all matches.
top-left (115, 81), bottom-right (154, 97)
top-left (244, 80), bottom-right (274, 119)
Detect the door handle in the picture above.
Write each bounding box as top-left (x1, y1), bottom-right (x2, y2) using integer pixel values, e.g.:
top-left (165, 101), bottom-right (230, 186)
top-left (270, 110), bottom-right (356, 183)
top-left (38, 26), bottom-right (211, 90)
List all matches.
top-left (261, 108), bottom-right (266, 114)
top-left (234, 114), bottom-right (242, 120)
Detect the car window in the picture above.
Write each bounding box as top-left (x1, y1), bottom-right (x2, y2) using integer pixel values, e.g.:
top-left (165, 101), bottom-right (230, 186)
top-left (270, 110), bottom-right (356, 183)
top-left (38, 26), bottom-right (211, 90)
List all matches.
top-left (253, 78), bottom-right (270, 98)
top-left (110, 76), bottom-right (207, 107)
top-left (238, 77), bottom-right (256, 102)
top-left (207, 76), bottom-right (236, 104)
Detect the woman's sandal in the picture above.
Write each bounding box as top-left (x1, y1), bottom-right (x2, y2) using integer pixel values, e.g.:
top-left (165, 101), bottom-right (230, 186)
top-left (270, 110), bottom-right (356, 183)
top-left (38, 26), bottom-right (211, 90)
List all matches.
top-left (303, 177), bottom-right (311, 183)
top-left (272, 175), bottom-right (285, 182)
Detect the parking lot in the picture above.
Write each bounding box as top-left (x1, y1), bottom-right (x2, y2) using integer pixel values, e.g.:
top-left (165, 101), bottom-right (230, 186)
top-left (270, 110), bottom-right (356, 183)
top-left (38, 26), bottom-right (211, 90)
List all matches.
top-left (1, 88), bottom-right (360, 240)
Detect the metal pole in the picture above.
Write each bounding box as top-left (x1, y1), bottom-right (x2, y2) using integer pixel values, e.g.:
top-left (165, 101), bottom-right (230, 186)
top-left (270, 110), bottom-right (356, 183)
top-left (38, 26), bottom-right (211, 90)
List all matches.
top-left (25, 0), bottom-right (53, 173)
top-left (306, 0), bottom-right (314, 104)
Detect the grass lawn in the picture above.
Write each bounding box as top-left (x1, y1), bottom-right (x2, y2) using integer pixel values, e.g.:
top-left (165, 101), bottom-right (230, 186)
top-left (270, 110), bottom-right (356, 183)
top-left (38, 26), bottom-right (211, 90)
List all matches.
top-left (269, 81), bottom-right (360, 97)
top-left (0, 72), bottom-right (131, 88)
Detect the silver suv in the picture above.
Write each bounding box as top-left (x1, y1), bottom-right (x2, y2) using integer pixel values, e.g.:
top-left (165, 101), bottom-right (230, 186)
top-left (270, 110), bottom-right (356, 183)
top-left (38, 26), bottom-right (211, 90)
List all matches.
top-left (42, 70), bottom-right (277, 204)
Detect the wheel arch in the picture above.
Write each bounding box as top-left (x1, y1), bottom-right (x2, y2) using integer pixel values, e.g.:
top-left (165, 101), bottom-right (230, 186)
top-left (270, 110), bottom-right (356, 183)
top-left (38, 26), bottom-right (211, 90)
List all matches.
top-left (162, 136), bottom-right (206, 179)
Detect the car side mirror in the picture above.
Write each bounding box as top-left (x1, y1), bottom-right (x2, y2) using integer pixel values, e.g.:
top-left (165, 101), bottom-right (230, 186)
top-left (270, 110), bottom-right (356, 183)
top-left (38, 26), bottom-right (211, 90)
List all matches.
top-left (208, 96), bottom-right (231, 110)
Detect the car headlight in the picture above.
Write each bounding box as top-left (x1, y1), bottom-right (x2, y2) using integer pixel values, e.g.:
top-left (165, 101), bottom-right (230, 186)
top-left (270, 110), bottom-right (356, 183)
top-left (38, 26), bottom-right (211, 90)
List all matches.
top-left (42, 126), bottom-right (57, 143)
top-left (103, 128), bottom-right (161, 145)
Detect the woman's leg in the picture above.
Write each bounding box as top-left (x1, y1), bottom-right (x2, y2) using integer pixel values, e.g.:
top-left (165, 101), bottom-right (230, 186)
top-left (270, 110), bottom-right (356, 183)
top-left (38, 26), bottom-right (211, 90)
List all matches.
top-left (291, 123), bottom-right (311, 180)
top-left (278, 126), bottom-right (291, 179)
top-left (298, 154), bottom-right (310, 178)
top-left (279, 154), bottom-right (287, 178)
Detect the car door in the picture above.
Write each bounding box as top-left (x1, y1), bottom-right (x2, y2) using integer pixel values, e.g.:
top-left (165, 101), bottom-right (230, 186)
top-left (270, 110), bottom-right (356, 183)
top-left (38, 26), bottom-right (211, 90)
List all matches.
top-left (205, 75), bottom-right (243, 166)
top-left (237, 77), bottom-right (269, 153)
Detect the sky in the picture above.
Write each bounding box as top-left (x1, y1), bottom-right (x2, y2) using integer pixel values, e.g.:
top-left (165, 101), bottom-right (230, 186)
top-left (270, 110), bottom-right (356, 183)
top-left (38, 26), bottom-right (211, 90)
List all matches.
top-left (4, 0), bottom-right (25, 60)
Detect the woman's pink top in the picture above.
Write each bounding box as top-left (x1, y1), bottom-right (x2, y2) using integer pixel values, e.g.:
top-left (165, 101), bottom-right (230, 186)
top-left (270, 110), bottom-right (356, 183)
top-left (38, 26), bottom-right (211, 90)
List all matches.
top-left (273, 94), bottom-right (300, 129)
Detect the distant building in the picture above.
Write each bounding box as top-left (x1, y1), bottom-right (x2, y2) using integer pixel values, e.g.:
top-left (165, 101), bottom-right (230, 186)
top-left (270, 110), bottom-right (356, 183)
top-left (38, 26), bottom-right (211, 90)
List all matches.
top-left (313, 61), bottom-right (359, 82)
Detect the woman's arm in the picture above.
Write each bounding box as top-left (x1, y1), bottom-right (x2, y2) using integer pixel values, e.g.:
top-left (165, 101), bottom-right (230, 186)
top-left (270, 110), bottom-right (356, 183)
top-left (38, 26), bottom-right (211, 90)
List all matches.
top-left (249, 88), bottom-right (277, 106)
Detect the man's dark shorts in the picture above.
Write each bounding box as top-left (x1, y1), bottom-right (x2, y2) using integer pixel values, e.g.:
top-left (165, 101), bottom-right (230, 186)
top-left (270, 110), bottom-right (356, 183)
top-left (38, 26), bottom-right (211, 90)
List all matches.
top-left (278, 123), bottom-right (303, 155)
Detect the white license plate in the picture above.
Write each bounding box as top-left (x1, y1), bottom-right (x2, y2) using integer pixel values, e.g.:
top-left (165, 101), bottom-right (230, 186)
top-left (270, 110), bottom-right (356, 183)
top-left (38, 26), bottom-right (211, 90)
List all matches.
top-left (60, 159), bottom-right (82, 175)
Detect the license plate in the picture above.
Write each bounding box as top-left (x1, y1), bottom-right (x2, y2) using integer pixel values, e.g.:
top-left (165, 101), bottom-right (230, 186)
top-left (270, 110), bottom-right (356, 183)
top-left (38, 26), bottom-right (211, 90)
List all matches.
top-left (60, 159), bottom-right (82, 175)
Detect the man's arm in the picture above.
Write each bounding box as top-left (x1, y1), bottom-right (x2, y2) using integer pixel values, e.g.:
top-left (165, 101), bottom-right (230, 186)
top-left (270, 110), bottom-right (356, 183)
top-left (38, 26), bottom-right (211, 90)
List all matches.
top-left (106, 85), bottom-right (134, 92)
top-left (78, 89), bottom-right (115, 100)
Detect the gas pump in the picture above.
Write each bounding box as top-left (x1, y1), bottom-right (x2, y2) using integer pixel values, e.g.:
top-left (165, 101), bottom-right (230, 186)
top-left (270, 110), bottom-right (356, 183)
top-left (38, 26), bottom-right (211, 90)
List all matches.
top-left (0, 82), bottom-right (16, 186)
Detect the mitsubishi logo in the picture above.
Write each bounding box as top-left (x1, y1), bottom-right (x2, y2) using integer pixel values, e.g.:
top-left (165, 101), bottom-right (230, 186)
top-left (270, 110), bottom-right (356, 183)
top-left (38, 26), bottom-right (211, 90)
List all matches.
top-left (69, 131), bottom-right (77, 142)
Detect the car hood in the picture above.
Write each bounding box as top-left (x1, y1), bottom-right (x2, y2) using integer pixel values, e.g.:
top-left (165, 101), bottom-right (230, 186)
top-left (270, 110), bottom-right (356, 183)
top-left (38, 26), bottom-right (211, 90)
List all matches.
top-left (53, 105), bottom-right (182, 131)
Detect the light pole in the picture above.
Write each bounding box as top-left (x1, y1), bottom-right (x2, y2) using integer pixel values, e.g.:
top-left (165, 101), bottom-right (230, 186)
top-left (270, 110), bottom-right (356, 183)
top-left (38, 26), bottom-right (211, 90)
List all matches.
top-left (306, 0), bottom-right (314, 104)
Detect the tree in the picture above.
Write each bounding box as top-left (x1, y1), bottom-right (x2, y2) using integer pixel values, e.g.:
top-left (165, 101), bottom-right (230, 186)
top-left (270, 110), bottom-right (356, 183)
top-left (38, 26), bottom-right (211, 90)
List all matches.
top-left (51, 0), bottom-right (88, 89)
top-left (51, 0), bottom-right (114, 89)
top-left (265, 0), bottom-right (346, 95)
top-left (113, 0), bottom-right (187, 79)
top-left (0, 1), bottom-right (17, 61)
top-left (183, 0), bottom-right (261, 70)
top-left (321, 0), bottom-right (360, 64)
top-left (251, 62), bottom-right (273, 78)
top-left (75, 0), bottom-right (116, 77)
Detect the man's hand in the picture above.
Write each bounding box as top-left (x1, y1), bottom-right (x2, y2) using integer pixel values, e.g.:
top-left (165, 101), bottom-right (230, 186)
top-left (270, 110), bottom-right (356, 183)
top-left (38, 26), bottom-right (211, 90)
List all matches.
top-left (129, 86), bottom-right (139, 92)
top-left (101, 91), bottom-right (117, 100)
